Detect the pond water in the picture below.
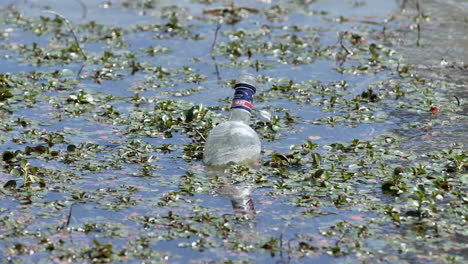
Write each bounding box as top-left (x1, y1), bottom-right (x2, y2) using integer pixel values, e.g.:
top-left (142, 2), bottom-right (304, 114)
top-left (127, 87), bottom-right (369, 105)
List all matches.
top-left (0, 0), bottom-right (466, 263)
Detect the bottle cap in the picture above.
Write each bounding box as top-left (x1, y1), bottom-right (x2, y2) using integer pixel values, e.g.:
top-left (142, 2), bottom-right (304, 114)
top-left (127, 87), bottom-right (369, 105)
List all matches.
top-left (234, 73), bottom-right (258, 94)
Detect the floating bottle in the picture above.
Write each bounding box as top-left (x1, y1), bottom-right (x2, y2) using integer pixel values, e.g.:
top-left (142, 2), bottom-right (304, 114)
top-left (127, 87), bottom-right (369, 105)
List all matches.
top-left (203, 73), bottom-right (261, 166)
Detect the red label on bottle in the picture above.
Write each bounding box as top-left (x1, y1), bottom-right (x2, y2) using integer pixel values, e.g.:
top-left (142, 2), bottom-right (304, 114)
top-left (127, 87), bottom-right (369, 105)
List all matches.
top-left (231, 99), bottom-right (253, 110)
top-left (231, 85), bottom-right (255, 112)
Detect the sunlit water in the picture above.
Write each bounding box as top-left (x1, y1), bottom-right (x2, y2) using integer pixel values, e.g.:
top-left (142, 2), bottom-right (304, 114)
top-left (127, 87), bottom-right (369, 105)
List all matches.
top-left (0, 0), bottom-right (466, 263)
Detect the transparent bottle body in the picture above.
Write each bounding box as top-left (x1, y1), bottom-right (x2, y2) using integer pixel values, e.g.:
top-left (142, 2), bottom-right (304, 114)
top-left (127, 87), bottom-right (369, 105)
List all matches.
top-left (203, 109), bottom-right (261, 166)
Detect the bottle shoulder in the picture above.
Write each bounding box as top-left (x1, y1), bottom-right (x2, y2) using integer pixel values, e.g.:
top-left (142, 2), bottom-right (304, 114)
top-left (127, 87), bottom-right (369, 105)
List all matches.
top-left (207, 120), bottom-right (260, 143)
top-left (210, 120), bottom-right (256, 133)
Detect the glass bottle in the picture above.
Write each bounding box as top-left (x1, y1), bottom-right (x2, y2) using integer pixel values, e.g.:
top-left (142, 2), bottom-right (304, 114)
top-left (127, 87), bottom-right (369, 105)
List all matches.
top-left (203, 73), bottom-right (261, 166)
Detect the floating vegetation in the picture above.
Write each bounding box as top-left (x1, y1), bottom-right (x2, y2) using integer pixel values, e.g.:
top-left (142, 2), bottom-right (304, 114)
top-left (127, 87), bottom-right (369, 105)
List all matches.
top-left (0, 0), bottom-right (466, 263)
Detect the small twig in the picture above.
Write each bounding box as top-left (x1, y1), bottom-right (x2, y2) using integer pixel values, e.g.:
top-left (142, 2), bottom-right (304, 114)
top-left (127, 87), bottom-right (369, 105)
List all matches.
top-left (339, 40), bottom-right (353, 55)
top-left (76, 63), bottom-right (86, 79)
top-left (416, 0), bottom-right (424, 17)
top-left (415, 0), bottom-right (424, 48)
top-left (336, 32), bottom-right (352, 55)
top-left (382, 25), bottom-right (386, 42)
top-left (454, 95), bottom-right (460, 106)
top-left (287, 238), bottom-right (294, 263)
top-left (333, 32), bottom-right (352, 67)
top-left (43, 10), bottom-right (87, 61)
top-left (61, 203), bottom-right (76, 230)
top-left (65, 204), bottom-right (73, 227)
top-left (279, 232), bottom-right (283, 258)
top-left (210, 23), bottom-right (222, 82)
top-left (210, 23), bottom-right (222, 59)
top-left (213, 61), bottom-right (221, 82)
top-left (401, 0), bottom-right (408, 10)
top-left (73, 0), bottom-right (88, 18)
top-left (416, 22), bottom-right (421, 47)
top-left (194, 129), bottom-right (207, 142)
top-left (279, 222), bottom-right (290, 262)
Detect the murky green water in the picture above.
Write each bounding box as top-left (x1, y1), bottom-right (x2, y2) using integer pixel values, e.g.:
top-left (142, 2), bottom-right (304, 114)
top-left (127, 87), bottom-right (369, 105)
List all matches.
top-left (0, 0), bottom-right (466, 263)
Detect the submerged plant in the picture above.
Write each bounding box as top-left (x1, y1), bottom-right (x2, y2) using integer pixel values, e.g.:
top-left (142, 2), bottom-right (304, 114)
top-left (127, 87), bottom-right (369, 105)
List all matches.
top-left (9, 160), bottom-right (44, 187)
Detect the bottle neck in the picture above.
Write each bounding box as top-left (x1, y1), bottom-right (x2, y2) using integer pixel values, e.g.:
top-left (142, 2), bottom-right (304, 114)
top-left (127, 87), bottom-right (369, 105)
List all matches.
top-left (228, 108), bottom-right (251, 124)
top-left (229, 82), bottom-right (256, 124)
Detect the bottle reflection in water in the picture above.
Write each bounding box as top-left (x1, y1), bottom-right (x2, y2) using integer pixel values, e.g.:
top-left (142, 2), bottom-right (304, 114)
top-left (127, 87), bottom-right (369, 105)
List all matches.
top-left (203, 73), bottom-right (261, 166)
top-left (217, 184), bottom-right (255, 215)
